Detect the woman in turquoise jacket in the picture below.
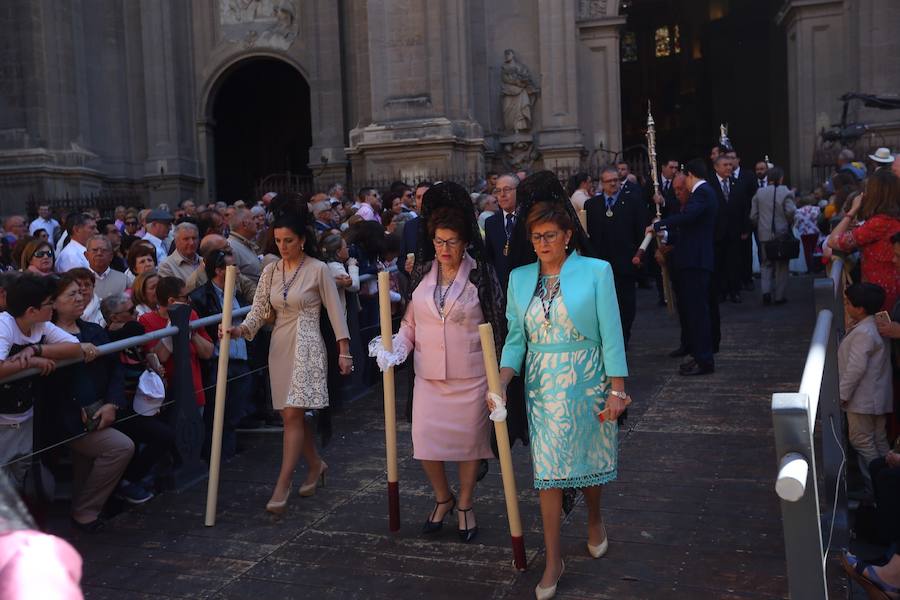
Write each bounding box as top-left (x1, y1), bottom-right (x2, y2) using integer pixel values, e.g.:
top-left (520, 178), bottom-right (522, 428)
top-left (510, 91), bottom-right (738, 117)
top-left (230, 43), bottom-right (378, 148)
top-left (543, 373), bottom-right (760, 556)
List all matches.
top-left (492, 199), bottom-right (631, 599)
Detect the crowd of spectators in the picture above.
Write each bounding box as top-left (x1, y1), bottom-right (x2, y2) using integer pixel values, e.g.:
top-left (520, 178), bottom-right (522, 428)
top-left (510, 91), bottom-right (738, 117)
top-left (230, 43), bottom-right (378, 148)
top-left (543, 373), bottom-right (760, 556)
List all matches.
top-left (0, 176), bottom-right (531, 532)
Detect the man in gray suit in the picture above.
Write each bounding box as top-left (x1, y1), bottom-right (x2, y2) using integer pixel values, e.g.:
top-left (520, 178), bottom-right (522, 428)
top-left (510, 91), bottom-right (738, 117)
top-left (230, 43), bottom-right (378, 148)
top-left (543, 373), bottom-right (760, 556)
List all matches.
top-left (750, 166), bottom-right (796, 305)
top-left (228, 208), bottom-right (262, 283)
top-left (85, 235), bottom-right (126, 300)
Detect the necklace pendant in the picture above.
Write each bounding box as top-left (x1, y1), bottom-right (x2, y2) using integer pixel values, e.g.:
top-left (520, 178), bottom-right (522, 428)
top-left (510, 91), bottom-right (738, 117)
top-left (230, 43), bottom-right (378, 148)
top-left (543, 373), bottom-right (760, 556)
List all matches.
top-left (606, 208), bottom-right (613, 218)
top-left (503, 242), bottom-right (509, 256)
top-left (543, 319), bottom-right (551, 330)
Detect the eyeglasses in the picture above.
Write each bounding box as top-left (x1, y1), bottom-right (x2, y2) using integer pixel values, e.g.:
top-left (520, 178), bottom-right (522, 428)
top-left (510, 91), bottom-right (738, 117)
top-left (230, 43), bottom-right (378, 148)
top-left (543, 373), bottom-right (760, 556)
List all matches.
top-left (495, 187), bottom-right (516, 195)
top-left (125, 221), bottom-right (138, 226)
top-left (33, 250), bottom-right (53, 259)
top-left (530, 231), bottom-right (563, 245)
top-left (600, 178), bottom-right (618, 185)
top-left (432, 237), bottom-right (463, 249)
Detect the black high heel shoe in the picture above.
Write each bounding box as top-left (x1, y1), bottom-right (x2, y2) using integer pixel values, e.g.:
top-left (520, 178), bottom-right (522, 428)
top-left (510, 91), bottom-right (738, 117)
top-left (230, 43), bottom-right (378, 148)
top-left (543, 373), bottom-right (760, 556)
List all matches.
top-left (422, 495), bottom-right (456, 534)
top-left (457, 506), bottom-right (478, 543)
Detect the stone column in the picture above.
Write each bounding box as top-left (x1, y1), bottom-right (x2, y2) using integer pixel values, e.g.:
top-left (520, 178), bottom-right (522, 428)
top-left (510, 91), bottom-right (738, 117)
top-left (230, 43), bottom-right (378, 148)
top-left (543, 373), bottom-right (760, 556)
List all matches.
top-left (577, 15), bottom-right (626, 161)
top-left (347, 0), bottom-right (484, 181)
top-left (308, 0), bottom-right (348, 187)
top-left (535, 0), bottom-right (583, 169)
top-left (777, 0), bottom-right (847, 191)
top-left (139, 0), bottom-right (202, 206)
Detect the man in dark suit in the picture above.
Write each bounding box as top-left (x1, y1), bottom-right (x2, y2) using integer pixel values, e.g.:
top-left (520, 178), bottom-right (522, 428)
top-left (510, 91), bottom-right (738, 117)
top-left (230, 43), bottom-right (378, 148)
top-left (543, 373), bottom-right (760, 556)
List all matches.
top-left (656, 171), bottom-right (692, 357)
top-left (484, 173), bottom-right (519, 291)
top-left (586, 166), bottom-right (647, 344)
top-left (726, 148), bottom-right (758, 291)
top-left (711, 154), bottom-right (751, 303)
top-left (651, 159), bottom-right (717, 376)
top-left (399, 181), bottom-right (431, 276)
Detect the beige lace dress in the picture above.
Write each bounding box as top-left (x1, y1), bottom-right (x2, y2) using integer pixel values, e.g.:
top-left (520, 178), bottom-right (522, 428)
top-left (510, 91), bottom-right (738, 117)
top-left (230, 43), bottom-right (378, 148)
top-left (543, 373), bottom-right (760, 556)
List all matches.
top-left (242, 258), bottom-right (350, 409)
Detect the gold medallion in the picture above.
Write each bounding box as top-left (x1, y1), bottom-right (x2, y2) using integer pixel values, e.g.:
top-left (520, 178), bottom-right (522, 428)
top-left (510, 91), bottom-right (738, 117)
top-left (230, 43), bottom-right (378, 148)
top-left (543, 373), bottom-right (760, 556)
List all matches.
top-left (606, 209), bottom-right (613, 218)
top-left (503, 242), bottom-right (509, 256)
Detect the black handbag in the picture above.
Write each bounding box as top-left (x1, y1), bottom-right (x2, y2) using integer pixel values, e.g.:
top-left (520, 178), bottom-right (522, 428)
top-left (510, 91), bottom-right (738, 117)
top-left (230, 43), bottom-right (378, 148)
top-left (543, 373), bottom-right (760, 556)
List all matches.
top-left (0, 343), bottom-right (39, 415)
top-left (763, 187), bottom-right (800, 261)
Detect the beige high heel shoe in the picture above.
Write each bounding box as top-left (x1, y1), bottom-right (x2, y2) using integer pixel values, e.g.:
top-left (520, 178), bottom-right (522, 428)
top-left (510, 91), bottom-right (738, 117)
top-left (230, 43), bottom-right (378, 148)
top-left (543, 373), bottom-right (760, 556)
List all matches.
top-left (534, 559), bottom-right (564, 600)
top-left (587, 522), bottom-right (609, 558)
top-left (298, 461), bottom-right (328, 497)
top-left (265, 488), bottom-right (290, 515)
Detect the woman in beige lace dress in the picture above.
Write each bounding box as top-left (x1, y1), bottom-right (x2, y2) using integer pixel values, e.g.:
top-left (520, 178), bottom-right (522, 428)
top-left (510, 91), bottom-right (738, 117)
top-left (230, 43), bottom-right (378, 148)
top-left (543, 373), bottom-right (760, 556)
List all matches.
top-left (225, 215), bottom-right (352, 514)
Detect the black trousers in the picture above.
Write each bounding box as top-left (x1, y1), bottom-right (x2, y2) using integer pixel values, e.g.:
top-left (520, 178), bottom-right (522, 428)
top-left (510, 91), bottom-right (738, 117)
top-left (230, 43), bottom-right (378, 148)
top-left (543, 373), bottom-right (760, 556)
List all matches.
top-left (709, 270), bottom-right (721, 354)
top-left (670, 262), bottom-right (690, 351)
top-left (870, 457), bottom-right (900, 548)
top-left (678, 268), bottom-right (714, 365)
top-left (718, 235), bottom-right (744, 295)
top-left (203, 359), bottom-right (251, 459)
top-left (613, 273), bottom-right (636, 346)
top-left (114, 414), bottom-right (175, 483)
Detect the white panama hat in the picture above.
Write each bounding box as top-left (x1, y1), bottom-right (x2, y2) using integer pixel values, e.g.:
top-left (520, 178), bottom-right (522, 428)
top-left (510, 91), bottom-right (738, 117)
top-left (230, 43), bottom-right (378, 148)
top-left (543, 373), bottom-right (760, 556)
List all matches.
top-left (868, 147), bottom-right (895, 164)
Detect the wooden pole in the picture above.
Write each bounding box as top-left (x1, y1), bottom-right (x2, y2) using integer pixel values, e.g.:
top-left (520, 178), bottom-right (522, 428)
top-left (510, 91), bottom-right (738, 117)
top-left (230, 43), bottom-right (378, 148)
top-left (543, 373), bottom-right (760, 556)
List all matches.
top-left (479, 323), bottom-right (527, 571)
top-left (378, 271), bottom-right (401, 532)
top-left (205, 265), bottom-right (236, 526)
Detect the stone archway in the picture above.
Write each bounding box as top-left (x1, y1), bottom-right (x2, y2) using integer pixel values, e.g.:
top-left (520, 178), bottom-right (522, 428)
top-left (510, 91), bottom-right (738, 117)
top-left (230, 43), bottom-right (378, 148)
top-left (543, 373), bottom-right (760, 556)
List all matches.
top-left (203, 56), bottom-right (312, 203)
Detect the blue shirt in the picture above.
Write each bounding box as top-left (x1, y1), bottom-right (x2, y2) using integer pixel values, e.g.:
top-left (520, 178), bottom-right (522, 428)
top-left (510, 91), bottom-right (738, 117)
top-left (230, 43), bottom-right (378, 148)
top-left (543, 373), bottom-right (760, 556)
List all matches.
top-left (212, 283), bottom-right (248, 360)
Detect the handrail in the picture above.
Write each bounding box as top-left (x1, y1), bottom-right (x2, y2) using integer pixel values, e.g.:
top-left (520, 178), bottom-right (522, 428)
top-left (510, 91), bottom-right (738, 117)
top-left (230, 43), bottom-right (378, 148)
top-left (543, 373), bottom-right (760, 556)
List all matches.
top-left (0, 306), bottom-right (251, 385)
top-left (830, 256), bottom-right (844, 300)
top-left (797, 310), bottom-right (833, 429)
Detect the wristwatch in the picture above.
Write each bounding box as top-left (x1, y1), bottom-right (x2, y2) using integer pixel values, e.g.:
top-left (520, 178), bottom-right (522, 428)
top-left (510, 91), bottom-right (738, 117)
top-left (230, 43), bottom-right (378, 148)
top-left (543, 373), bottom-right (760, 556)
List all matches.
top-left (609, 390), bottom-right (629, 400)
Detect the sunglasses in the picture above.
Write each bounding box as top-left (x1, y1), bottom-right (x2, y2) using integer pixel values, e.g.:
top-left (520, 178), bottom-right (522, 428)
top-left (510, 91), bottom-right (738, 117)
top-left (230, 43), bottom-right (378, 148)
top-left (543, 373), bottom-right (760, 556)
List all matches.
top-left (33, 250), bottom-right (53, 259)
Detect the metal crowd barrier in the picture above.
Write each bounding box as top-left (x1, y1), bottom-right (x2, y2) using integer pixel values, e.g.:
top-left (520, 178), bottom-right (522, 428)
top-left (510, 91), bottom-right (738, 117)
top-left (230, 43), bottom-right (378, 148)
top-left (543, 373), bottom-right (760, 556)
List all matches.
top-left (0, 269), bottom-right (392, 490)
top-left (772, 257), bottom-right (847, 600)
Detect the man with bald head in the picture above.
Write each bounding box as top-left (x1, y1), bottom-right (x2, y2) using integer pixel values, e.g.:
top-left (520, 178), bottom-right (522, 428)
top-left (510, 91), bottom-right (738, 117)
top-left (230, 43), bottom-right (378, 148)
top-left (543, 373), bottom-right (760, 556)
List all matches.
top-left (228, 208), bottom-right (262, 282)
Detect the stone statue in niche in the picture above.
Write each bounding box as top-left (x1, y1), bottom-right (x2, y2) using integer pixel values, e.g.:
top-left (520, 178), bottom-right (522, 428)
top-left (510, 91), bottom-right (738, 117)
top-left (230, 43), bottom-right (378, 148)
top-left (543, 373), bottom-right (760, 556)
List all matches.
top-left (500, 49), bottom-right (540, 133)
top-left (219, 0), bottom-right (299, 50)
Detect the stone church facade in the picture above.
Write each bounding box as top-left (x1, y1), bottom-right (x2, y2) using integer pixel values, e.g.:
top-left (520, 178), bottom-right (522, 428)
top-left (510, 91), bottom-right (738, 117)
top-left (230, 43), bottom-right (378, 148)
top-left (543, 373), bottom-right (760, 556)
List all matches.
top-left (0, 0), bottom-right (897, 212)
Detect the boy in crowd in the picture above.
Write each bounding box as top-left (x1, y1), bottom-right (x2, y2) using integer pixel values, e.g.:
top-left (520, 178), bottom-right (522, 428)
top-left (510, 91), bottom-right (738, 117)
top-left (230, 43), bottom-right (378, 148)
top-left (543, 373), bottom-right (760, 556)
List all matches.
top-left (0, 274), bottom-right (83, 487)
top-left (839, 282), bottom-right (893, 500)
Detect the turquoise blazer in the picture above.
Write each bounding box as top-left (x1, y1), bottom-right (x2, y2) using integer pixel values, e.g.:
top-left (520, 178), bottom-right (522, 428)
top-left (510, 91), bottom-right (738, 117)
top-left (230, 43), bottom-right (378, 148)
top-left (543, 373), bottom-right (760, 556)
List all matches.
top-left (499, 252), bottom-right (628, 378)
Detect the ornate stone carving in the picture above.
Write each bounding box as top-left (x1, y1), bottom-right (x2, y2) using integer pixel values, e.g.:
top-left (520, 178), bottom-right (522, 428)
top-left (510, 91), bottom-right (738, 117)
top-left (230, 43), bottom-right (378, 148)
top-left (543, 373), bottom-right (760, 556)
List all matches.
top-left (499, 134), bottom-right (540, 171)
top-left (219, 0), bottom-right (299, 50)
top-left (578, 0), bottom-right (609, 20)
top-left (500, 49), bottom-right (540, 134)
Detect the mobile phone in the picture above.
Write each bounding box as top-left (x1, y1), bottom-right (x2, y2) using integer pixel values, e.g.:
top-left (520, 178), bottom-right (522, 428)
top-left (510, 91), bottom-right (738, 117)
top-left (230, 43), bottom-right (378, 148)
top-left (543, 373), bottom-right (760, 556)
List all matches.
top-left (876, 311), bottom-right (892, 326)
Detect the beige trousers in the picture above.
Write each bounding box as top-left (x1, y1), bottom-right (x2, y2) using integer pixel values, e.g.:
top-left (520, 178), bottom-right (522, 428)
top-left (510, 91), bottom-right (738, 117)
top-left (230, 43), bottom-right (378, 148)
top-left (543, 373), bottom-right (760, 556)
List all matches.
top-left (846, 412), bottom-right (890, 497)
top-left (67, 427), bottom-right (134, 523)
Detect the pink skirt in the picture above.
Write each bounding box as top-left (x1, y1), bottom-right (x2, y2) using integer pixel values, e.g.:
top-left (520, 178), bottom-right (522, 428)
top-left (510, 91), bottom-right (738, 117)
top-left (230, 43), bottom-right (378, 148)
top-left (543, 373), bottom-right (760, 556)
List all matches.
top-left (411, 375), bottom-right (494, 462)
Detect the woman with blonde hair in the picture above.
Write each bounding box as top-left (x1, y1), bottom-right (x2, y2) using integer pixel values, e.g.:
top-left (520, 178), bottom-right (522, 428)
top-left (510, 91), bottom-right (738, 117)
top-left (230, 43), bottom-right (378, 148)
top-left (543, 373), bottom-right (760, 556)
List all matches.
top-left (131, 270), bottom-right (159, 317)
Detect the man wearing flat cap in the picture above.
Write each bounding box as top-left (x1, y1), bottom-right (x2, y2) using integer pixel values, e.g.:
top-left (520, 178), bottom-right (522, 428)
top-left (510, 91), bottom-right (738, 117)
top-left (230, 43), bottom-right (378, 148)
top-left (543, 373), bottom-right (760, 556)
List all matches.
top-left (142, 209), bottom-right (173, 265)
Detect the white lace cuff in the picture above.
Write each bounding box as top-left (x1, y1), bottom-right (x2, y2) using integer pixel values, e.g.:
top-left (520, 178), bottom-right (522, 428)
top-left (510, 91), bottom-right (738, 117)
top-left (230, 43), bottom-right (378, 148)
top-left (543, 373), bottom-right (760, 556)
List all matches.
top-left (488, 392), bottom-right (507, 422)
top-left (367, 335), bottom-right (411, 372)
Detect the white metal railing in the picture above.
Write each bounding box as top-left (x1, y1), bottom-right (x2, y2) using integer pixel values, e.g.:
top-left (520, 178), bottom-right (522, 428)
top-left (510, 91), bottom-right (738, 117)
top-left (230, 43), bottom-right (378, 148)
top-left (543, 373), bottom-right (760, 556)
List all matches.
top-left (771, 256), bottom-right (846, 600)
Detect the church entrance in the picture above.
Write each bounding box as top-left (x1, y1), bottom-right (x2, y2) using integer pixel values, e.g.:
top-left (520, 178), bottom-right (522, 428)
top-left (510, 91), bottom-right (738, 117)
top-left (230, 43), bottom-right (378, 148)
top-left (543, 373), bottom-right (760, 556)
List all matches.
top-left (209, 57), bottom-right (312, 204)
top-left (618, 0), bottom-right (787, 170)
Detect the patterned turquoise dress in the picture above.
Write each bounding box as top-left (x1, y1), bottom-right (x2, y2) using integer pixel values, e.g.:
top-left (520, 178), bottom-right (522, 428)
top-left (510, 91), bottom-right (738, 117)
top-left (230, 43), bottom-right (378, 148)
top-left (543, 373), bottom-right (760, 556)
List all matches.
top-left (524, 276), bottom-right (618, 489)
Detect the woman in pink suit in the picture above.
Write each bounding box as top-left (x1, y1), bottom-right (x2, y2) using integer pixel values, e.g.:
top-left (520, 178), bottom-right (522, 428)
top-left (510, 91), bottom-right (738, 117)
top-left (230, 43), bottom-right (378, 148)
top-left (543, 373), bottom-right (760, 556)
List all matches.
top-left (371, 182), bottom-right (506, 543)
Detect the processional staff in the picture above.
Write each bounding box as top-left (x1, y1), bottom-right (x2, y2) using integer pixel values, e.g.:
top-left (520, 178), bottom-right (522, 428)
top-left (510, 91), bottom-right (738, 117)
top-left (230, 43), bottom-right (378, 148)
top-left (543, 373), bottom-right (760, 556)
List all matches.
top-left (633, 102), bottom-right (675, 314)
top-left (377, 271), bottom-right (401, 532)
